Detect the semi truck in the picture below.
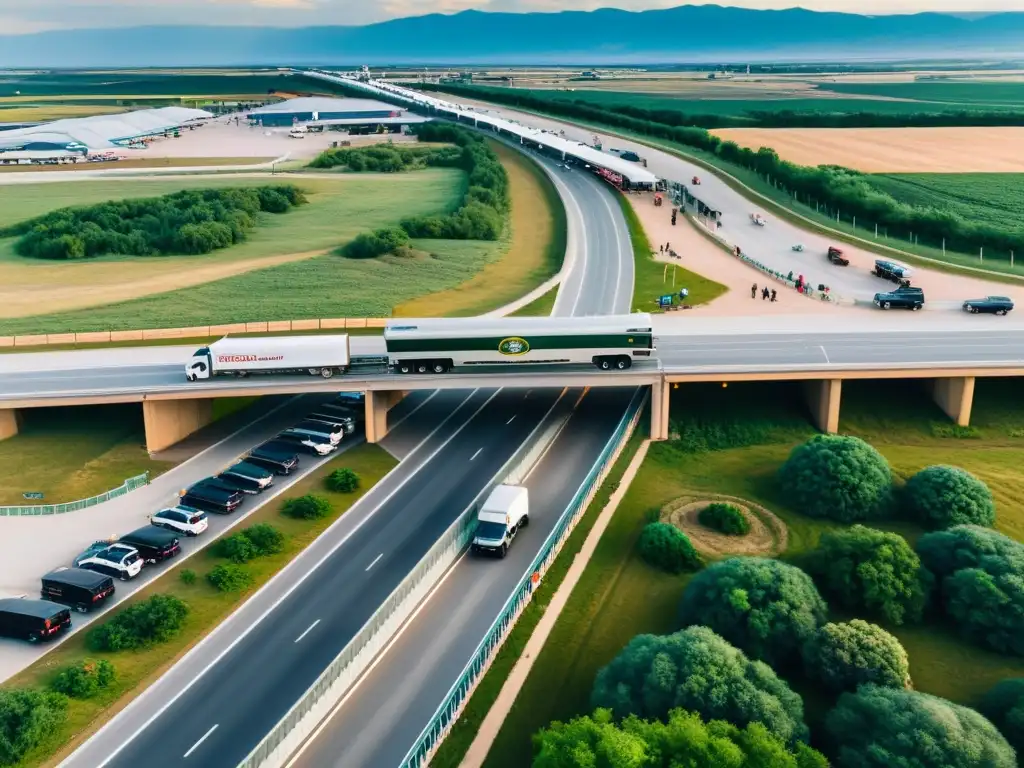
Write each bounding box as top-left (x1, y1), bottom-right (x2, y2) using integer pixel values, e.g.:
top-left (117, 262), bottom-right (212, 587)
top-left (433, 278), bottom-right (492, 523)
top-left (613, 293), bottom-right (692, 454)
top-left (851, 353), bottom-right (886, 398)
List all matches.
top-left (471, 485), bottom-right (529, 558)
top-left (185, 335), bottom-right (351, 381)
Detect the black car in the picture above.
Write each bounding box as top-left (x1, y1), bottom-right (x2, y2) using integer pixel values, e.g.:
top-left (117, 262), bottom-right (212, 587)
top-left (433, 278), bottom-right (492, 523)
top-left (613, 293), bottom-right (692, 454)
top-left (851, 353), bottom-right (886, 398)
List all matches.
top-left (873, 259), bottom-right (913, 287)
top-left (247, 445), bottom-right (300, 475)
top-left (963, 296), bottom-right (1014, 316)
top-left (199, 475), bottom-right (260, 496)
top-left (118, 526), bottom-right (181, 565)
top-left (874, 286), bottom-right (924, 311)
top-left (220, 462), bottom-right (274, 492)
top-left (182, 484), bottom-right (243, 514)
top-left (0, 598), bottom-right (72, 642)
top-left (306, 412), bottom-right (356, 435)
top-left (41, 567), bottom-right (115, 613)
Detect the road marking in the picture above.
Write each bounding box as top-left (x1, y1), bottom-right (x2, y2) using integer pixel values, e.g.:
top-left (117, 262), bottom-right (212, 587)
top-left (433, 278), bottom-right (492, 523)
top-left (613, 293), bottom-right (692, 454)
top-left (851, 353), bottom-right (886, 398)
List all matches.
top-left (820, 345), bottom-right (831, 363)
top-left (365, 553), bottom-right (383, 572)
top-left (183, 725), bottom-right (218, 758)
top-left (470, 447), bottom-right (483, 461)
top-left (506, 416), bottom-right (516, 425)
top-left (294, 619), bottom-right (321, 643)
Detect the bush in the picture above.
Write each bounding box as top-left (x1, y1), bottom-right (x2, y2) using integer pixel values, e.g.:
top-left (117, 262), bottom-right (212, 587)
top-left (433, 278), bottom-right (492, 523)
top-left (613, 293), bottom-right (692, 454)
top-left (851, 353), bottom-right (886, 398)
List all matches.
top-left (980, 678), bottom-right (1024, 756)
top-left (207, 563), bottom-right (253, 593)
top-left (282, 494), bottom-right (332, 520)
top-left (243, 523), bottom-right (285, 556)
top-left (917, 525), bottom-right (1024, 655)
top-left (341, 225), bottom-right (409, 259)
top-left (809, 525), bottom-right (930, 625)
top-left (179, 569), bottom-right (196, 585)
top-left (802, 620), bottom-right (910, 692)
top-left (636, 522), bottom-right (702, 573)
top-left (50, 659), bottom-right (116, 699)
top-left (698, 502), bottom-right (750, 536)
top-left (591, 626), bottom-right (809, 745)
top-left (326, 468), bottom-right (360, 493)
top-left (777, 435), bottom-right (893, 522)
top-left (531, 708), bottom-right (828, 768)
top-left (678, 557), bottom-right (827, 666)
top-left (903, 465), bottom-right (996, 529)
top-left (87, 594), bottom-right (189, 652)
top-left (214, 531), bottom-right (256, 563)
top-left (826, 684), bottom-right (1015, 768)
top-left (0, 688), bottom-right (68, 766)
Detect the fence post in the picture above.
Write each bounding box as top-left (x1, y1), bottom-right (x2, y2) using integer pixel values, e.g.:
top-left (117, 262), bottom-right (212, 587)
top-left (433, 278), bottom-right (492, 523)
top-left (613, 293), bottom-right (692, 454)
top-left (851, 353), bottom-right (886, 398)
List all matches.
top-left (1012, 251), bottom-right (1015, 268)
top-left (980, 247), bottom-right (984, 262)
top-left (874, 223), bottom-right (878, 238)
top-left (942, 238), bottom-right (945, 256)
top-left (852, 215), bottom-right (856, 229)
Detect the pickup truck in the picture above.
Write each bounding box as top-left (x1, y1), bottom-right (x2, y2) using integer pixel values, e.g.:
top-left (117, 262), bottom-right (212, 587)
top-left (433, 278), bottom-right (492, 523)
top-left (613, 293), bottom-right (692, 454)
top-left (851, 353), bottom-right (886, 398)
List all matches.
top-left (963, 296), bottom-right (1014, 315)
top-left (826, 247), bottom-right (849, 266)
top-left (874, 286), bottom-right (924, 311)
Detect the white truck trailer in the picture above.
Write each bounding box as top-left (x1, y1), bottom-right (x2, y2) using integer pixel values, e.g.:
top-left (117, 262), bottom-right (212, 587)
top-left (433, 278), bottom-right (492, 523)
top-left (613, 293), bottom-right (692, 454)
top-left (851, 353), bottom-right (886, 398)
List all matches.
top-left (185, 335), bottom-right (350, 381)
top-left (471, 485), bottom-right (529, 558)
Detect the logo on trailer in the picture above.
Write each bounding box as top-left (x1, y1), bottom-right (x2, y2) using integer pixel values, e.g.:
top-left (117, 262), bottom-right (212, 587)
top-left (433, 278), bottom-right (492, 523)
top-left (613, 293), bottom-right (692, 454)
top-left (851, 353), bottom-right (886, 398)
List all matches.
top-left (498, 337), bottom-right (530, 356)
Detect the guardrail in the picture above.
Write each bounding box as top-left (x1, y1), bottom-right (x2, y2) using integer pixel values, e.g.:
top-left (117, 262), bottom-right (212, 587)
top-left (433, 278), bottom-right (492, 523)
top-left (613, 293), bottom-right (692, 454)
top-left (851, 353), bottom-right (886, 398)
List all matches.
top-left (237, 389), bottom-right (577, 768)
top-left (0, 472), bottom-right (149, 517)
top-left (399, 386), bottom-right (648, 767)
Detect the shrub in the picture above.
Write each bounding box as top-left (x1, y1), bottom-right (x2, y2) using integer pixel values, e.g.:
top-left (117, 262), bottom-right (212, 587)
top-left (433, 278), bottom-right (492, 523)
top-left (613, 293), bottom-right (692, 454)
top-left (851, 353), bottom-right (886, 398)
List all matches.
top-left (903, 465), bottom-right (996, 529)
top-left (282, 494), bottom-right (332, 520)
top-left (809, 525), bottom-right (930, 625)
top-left (207, 563), bottom-right (253, 593)
top-left (698, 502), bottom-right (750, 536)
top-left (50, 659), bottom-right (116, 699)
top-left (214, 531), bottom-right (256, 563)
top-left (243, 523), bottom-right (285, 556)
top-left (678, 557), bottom-right (827, 666)
top-left (179, 569), bottom-right (197, 585)
top-left (591, 626), bottom-right (809, 745)
top-left (802, 620), bottom-right (910, 692)
top-left (980, 678), bottom-right (1024, 756)
top-left (531, 708), bottom-right (828, 768)
top-left (87, 594), bottom-right (189, 652)
top-left (341, 226), bottom-right (410, 259)
top-left (777, 434), bottom-right (893, 522)
top-left (636, 522), bottom-right (702, 573)
top-left (0, 688), bottom-right (68, 766)
top-left (826, 684), bottom-right (1015, 768)
top-left (326, 468), bottom-right (360, 493)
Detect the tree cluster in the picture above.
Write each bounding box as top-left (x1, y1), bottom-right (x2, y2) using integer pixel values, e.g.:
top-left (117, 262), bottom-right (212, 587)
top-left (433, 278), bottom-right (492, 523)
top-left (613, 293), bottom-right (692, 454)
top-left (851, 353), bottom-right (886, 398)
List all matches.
top-left (636, 522), bottom-right (702, 574)
top-left (801, 620), bottom-right (910, 692)
top-left (86, 594), bottom-right (189, 652)
top-left (980, 678), bottom-right (1024, 756)
top-left (0, 688), bottom-right (67, 766)
top-left (903, 465), bottom-right (996, 529)
top-left (2, 185), bottom-right (307, 260)
top-left (532, 708), bottom-right (827, 768)
top-left (309, 143), bottom-right (462, 172)
top-left (698, 502), bottom-right (751, 536)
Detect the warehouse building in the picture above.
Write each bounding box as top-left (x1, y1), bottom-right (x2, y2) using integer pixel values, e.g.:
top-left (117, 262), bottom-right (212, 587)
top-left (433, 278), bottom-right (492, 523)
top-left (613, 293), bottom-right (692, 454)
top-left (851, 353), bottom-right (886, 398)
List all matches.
top-left (247, 96), bottom-right (415, 128)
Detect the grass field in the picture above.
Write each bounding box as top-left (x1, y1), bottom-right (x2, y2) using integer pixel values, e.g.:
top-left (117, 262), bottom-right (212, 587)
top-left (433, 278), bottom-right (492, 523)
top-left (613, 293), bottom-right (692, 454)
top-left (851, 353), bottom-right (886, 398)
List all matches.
top-left (0, 104), bottom-right (127, 122)
top-left (0, 72), bottom-right (304, 99)
top-left (823, 81), bottom-right (1024, 107)
top-left (509, 285), bottom-right (558, 316)
top-left (865, 173), bottom-right (1024, 229)
top-left (392, 141), bottom-right (566, 317)
top-left (0, 157), bottom-right (274, 173)
top-left (480, 377), bottom-right (1024, 766)
top-left (6, 443), bottom-right (397, 768)
top-left (0, 406), bottom-right (174, 507)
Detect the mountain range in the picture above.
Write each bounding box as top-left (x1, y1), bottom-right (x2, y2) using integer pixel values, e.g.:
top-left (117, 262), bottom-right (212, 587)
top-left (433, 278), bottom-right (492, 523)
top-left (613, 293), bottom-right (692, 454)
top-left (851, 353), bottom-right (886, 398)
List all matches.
top-left (1, 5), bottom-right (1023, 67)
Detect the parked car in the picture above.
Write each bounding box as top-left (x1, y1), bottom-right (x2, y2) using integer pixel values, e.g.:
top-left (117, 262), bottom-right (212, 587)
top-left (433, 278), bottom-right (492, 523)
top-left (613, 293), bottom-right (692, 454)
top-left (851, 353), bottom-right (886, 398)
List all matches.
top-left (118, 526), bottom-right (181, 565)
top-left (874, 286), bottom-right (925, 311)
top-left (0, 598), bottom-right (72, 642)
top-left (182, 484), bottom-right (243, 514)
top-left (273, 431), bottom-right (338, 456)
top-left (827, 246), bottom-right (849, 266)
top-left (334, 392), bottom-right (365, 407)
top-left (196, 474), bottom-right (260, 497)
top-left (873, 259), bottom-right (913, 286)
top-left (247, 445), bottom-right (300, 475)
top-left (317, 402), bottom-right (364, 423)
top-left (963, 296), bottom-right (1014, 315)
top-left (152, 505), bottom-right (208, 536)
top-left (75, 543), bottom-right (143, 581)
top-left (292, 420), bottom-right (344, 444)
top-left (306, 411), bottom-right (356, 435)
top-left (41, 567), bottom-right (115, 613)
top-left (221, 461), bottom-right (274, 490)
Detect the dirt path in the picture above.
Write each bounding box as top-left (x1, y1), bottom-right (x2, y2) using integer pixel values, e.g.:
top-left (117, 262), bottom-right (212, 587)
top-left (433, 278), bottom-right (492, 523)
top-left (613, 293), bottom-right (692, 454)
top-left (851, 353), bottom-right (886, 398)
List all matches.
top-left (662, 495), bottom-right (788, 557)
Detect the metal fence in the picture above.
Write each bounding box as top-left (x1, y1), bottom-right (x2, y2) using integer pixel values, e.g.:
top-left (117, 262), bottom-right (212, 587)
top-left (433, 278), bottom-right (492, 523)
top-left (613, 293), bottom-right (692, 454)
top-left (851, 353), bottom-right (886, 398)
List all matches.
top-left (399, 386), bottom-right (648, 768)
top-left (0, 473), bottom-right (150, 517)
top-left (237, 392), bottom-right (577, 768)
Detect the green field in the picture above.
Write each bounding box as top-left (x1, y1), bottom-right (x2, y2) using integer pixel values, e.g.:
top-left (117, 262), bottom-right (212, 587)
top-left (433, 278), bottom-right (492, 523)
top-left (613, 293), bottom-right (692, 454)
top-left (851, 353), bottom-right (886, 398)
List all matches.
top-left (866, 173), bottom-right (1024, 230)
top-left (824, 80), bottom-right (1024, 107)
top-left (0, 71), bottom-right (306, 99)
top-left (481, 377), bottom-right (1024, 767)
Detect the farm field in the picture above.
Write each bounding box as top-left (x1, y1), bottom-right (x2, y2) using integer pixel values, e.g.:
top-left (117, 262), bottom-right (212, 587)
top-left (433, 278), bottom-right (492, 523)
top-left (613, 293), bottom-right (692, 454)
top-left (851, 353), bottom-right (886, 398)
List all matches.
top-left (824, 80), bottom-right (1024, 106)
top-left (0, 70), bottom-right (303, 99)
top-left (481, 378), bottom-right (1024, 768)
top-left (0, 157), bottom-right (274, 173)
top-left (866, 173), bottom-right (1024, 230)
top-left (710, 126), bottom-right (1024, 172)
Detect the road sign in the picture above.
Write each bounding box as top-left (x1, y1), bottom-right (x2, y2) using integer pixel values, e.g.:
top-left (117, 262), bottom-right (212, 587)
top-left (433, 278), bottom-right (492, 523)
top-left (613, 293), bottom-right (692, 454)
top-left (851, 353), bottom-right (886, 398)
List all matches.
top-left (22, 492), bottom-right (43, 500)
top-left (658, 295), bottom-right (674, 307)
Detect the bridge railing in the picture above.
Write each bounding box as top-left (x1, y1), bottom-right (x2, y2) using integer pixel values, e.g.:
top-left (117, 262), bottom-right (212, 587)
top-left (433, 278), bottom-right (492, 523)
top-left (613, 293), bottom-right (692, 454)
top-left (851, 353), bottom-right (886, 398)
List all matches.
top-left (398, 386), bottom-right (648, 768)
top-left (236, 389), bottom-right (578, 768)
top-left (0, 473), bottom-right (149, 517)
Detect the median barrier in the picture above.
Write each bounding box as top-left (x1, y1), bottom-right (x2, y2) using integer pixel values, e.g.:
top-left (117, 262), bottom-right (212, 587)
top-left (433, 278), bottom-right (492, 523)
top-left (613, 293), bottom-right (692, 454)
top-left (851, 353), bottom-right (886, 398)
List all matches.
top-left (399, 386), bottom-right (648, 768)
top-left (237, 389), bottom-right (579, 768)
top-left (0, 472), bottom-right (149, 517)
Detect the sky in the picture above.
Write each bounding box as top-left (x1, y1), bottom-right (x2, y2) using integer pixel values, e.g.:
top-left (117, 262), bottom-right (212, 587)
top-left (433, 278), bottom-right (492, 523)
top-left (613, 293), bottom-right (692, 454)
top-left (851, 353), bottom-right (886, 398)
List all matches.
top-left (1, 0), bottom-right (1022, 34)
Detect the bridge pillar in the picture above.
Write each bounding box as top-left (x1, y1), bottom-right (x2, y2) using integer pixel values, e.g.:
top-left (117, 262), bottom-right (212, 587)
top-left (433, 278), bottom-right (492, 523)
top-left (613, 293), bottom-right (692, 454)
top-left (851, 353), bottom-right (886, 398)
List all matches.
top-left (0, 409), bottom-right (20, 442)
top-left (364, 390), bottom-right (407, 444)
top-left (650, 379), bottom-right (670, 441)
top-left (805, 379), bottom-right (842, 434)
top-left (930, 376), bottom-right (975, 427)
top-left (143, 398), bottom-right (213, 454)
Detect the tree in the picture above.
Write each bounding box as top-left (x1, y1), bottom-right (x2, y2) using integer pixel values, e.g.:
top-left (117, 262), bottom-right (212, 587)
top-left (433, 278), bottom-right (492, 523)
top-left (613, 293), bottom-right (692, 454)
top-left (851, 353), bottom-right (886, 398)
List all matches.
top-left (809, 525), bottom-right (930, 625)
top-left (281, 494), bottom-right (332, 520)
top-left (326, 468), bottom-right (360, 493)
top-left (698, 502), bottom-right (751, 536)
top-left (826, 684), bottom-right (1015, 768)
top-left (636, 523), bottom-right (702, 574)
top-left (591, 626), bottom-right (809, 745)
top-left (0, 688), bottom-right (67, 766)
top-left (678, 557), bottom-right (827, 666)
top-left (777, 435), bottom-right (893, 522)
top-left (531, 708), bottom-right (828, 768)
top-left (980, 678), bottom-right (1024, 756)
top-left (903, 465), bottom-right (996, 530)
top-left (802, 620), bottom-right (910, 692)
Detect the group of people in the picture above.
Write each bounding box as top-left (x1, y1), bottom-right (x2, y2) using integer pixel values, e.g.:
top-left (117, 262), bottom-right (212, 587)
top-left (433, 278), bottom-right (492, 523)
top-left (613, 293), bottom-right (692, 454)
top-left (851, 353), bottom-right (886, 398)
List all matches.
top-left (751, 283), bottom-right (778, 303)
top-left (659, 242), bottom-right (679, 259)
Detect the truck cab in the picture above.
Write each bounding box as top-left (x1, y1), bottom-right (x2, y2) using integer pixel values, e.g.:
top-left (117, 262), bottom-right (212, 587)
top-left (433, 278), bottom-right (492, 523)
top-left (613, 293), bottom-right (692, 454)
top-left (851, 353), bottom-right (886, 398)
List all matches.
top-left (471, 485), bottom-right (529, 558)
top-left (186, 348), bottom-right (211, 381)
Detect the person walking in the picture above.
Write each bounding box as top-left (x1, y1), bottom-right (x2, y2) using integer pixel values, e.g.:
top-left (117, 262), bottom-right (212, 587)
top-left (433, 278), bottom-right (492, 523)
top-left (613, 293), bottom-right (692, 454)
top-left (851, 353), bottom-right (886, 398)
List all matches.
top-left (770, 288), bottom-right (777, 303)
top-left (762, 286), bottom-right (770, 301)
top-left (751, 283), bottom-right (758, 299)
top-left (659, 244), bottom-right (664, 254)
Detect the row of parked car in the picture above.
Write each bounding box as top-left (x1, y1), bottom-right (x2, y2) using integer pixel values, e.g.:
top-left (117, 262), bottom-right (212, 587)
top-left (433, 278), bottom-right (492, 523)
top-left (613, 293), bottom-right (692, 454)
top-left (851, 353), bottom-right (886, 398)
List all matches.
top-left (0, 394), bottom-right (365, 644)
top-left (869, 259), bottom-right (1016, 314)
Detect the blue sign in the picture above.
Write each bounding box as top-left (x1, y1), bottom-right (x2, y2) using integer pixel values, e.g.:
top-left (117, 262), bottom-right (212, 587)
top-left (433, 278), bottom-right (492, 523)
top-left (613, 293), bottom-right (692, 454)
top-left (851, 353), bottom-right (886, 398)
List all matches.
top-left (658, 295), bottom-right (674, 307)
top-left (22, 492), bottom-right (43, 500)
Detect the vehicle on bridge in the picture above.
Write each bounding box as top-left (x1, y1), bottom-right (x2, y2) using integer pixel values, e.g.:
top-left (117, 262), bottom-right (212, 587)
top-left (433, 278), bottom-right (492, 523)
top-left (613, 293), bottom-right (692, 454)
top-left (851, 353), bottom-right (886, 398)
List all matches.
top-left (185, 335), bottom-right (351, 381)
top-left (963, 296), bottom-right (1014, 315)
top-left (471, 485), bottom-right (529, 558)
top-left (874, 286), bottom-right (925, 311)
top-left (384, 313), bottom-right (655, 373)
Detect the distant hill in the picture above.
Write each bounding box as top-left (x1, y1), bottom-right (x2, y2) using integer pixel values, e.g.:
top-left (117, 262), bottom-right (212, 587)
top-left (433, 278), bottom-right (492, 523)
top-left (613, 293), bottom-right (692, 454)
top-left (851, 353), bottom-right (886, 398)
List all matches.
top-left (1, 5), bottom-right (1023, 67)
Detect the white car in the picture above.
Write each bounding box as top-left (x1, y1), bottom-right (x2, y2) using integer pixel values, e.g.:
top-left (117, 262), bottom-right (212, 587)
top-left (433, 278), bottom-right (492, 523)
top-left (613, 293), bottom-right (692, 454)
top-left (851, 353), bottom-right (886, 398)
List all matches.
top-left (152, 505), bottom-right (209, 537)
top-left (76, 544), bottom-right (143, 581)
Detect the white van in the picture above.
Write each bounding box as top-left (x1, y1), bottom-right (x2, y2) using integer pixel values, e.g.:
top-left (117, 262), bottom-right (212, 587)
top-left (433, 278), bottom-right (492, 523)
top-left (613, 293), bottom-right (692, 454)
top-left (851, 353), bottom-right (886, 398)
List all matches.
top-left (471, 485), bottom-right (529, 558)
